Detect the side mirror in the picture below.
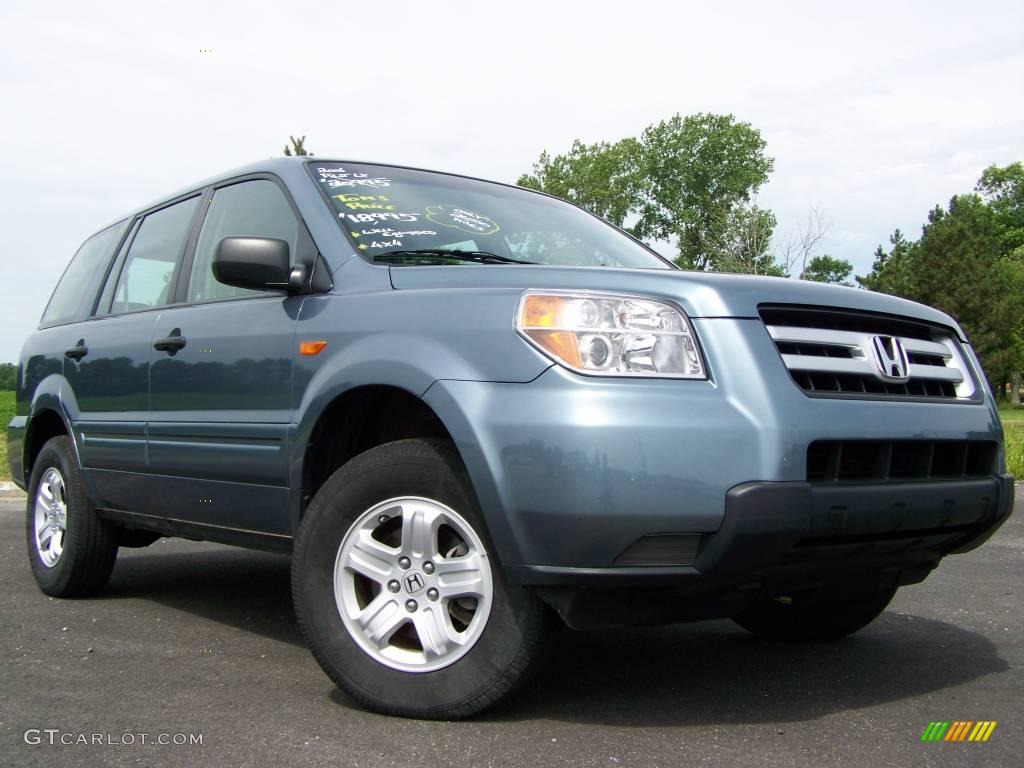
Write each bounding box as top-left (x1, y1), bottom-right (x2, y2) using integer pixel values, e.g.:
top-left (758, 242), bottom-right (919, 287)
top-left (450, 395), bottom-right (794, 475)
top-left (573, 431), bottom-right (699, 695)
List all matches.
top-left (213, 237), bottom-right (293, 292)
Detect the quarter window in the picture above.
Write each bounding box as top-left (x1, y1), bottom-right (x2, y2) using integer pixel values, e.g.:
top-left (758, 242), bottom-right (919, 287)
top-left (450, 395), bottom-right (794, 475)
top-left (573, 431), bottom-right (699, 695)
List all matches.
top-left (187, 180), bottom-right (300, 302)
top-left (111, 197), bottom-right (200, 314)
top-left (42, 220), bottom-right (128, 325)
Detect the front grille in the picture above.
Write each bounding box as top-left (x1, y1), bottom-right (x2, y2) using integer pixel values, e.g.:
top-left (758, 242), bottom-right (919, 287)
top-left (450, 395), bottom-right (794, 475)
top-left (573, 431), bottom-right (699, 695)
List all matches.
top-left (806, 440), bottom-right (997, 483)
top-left (760, 305), bottom-right (975, 401)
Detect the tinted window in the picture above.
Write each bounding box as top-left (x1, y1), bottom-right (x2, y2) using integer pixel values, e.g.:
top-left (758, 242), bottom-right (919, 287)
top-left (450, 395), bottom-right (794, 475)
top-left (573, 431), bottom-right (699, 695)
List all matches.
top-left (42, 221), bottom-right (128, 325)
top-left (111, 197), bottom-right (199, 314)
top-left (187, 180), bottom-right (299, 302)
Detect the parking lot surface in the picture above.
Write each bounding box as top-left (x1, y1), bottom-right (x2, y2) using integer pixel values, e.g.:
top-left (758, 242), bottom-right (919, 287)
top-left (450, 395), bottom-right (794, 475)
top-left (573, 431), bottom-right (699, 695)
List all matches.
top-left (1, 490), bottom-right (1021, 767)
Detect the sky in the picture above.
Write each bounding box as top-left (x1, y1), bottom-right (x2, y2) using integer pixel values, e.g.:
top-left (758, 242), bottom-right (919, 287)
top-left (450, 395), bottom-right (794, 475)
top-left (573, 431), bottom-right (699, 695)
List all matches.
top-left (1, 0), bottom-right (1022, 362)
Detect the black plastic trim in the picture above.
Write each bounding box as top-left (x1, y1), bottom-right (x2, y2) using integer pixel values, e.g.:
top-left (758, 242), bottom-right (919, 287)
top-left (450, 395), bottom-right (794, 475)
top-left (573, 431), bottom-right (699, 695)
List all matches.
top-left (97, 508), bottom-right (292, 553)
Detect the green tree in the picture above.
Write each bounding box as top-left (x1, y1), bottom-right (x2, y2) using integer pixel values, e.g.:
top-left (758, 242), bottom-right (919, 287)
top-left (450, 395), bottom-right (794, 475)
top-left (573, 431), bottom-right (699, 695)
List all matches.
top-left (517, 139), bottom-right (643, 230)
top-left (858, 193), bottom-right (1024, 395)
top-left (976, 162), bottom-right (1024, 401)
top-left (976, 162), bottom-right (1024, 253)
top-left (0, 362), bottom-right (15, 390)
top-left (856, 228), bottom-right (917, 296)
top-left (636, 113), bottom-right (774, 269)
top-left (801, 255), bottom-right (854, 285)
top-left (284, 135), bottom-right (313, 156)
top-left (706, 203), bottom-right (785, 276)
top-left (914, 197), bottom-right (1022, 390)
top-left (518, 113), bottom-right (774, 270)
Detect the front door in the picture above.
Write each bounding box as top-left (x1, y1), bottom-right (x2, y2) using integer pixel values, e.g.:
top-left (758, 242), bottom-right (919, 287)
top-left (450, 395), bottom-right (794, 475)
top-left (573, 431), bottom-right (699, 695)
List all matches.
top-left (146, 179), bottom-right (305, 536)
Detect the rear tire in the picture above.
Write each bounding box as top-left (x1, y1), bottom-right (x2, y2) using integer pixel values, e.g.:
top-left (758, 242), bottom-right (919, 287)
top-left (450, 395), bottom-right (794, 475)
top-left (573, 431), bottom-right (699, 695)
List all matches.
top-left (733, 587), bottom-right (896, 642)
top-left (292, 438), bottom-right (550, 720)
top-left (26, 436), bottom-right (119, 597)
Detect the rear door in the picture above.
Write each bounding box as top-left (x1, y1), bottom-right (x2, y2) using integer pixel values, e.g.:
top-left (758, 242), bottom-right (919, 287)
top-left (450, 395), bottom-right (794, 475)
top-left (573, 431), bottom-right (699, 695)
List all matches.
top-left (146, 177), bottom-right (309, 536)
top-left (65, 196), bottom-right (202, 512)
top-left (24, 219), bottom-right (130, 485)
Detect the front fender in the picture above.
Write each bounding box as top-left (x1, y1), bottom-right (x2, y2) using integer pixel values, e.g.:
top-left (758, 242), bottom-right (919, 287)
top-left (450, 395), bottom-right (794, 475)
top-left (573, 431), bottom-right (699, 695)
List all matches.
top-left (289, 287), bottom-right (553, 490)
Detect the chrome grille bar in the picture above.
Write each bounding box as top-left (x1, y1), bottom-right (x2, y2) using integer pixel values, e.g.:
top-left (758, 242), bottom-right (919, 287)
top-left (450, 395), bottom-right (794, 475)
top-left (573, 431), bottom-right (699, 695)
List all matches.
top-left (764, 319), bottom-right (975, 400)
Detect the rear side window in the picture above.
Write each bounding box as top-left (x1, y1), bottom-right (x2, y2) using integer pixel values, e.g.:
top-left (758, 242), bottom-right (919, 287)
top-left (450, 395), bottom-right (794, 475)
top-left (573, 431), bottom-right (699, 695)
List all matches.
top-left (187, 180), bottom-right (300, 302)
top-left (110, 197), bottom-right (200, 314)
top-left (41, 220), bottom-right (128, 325)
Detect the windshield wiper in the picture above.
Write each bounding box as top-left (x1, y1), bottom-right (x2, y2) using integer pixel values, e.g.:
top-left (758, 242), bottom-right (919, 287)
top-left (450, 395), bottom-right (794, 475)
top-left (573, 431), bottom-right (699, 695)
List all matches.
top-left (373, 249), bottom-right (534, 265)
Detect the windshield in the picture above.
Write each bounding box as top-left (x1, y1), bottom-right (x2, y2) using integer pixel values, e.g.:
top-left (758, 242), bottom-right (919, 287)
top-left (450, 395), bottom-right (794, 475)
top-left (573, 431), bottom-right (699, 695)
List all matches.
top-left (308, 162), bottom-right (672, 269)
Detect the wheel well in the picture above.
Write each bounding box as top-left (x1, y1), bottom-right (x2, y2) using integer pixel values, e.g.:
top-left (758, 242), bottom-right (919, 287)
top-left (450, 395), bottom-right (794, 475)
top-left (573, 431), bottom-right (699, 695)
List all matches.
top-left (302, 386), bottom-right (454, 509)
top-left (25, 409), bottom-right (68, 480)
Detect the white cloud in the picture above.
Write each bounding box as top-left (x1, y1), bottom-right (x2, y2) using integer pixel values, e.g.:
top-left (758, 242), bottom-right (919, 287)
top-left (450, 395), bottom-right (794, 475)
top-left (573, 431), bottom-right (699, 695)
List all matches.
top-left (1, 0), bottom-right (1022, 361)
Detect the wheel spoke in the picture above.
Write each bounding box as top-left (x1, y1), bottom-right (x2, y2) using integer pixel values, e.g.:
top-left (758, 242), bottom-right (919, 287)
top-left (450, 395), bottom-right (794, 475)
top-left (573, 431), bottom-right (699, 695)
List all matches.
top-left (400, 504), bottom-right (439, 559)
top-left (37, 526), bottom-right (52, 551)
top-left (356, 594), bottom-right (405, 646)
top-left (434, 554), bottom-right (488, 600)
top-left (412, 605), bottom-right (462, 661)
top-left (346, 531), bottom-right (397, 584)
top-left (49, 530), bottom-right (63, 560)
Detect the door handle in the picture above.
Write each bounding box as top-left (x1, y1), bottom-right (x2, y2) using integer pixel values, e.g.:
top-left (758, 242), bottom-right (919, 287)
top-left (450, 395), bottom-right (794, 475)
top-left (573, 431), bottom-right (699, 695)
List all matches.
top-left (64, 340), bottom-right (88, 360)
top-left (153, 329), bottom-right (187, 355)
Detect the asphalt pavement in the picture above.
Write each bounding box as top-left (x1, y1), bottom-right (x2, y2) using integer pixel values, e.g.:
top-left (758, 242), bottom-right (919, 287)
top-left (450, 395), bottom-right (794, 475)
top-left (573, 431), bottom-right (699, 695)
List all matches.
top-left (1, 490), bottom-right (1021, 768)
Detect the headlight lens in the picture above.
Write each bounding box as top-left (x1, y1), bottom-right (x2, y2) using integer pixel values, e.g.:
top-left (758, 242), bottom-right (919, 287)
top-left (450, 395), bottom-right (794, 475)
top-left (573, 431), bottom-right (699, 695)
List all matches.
top-left (516, 291), bottom-right (706, 378)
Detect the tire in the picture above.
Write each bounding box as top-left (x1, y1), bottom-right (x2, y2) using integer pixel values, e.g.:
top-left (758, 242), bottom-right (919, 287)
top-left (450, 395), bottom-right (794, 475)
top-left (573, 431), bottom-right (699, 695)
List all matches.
top-left (733, 587), bottom-right (897, 642)
top-left (292, 438), bottom-right (550, 719)
top-left (26, 436), bottom-right (119, 597)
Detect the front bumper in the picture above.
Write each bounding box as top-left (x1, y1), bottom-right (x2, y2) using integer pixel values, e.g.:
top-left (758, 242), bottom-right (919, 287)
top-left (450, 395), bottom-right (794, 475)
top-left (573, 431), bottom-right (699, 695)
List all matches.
top-left (529, 474), bottom-right (1013, 628)
top-left (508, 473), bottom-right (1014, 586)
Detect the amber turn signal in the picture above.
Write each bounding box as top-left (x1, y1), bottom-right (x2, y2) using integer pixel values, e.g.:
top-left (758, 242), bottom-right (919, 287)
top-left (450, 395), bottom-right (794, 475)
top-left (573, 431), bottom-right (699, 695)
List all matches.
top-left (299, 340), bottom-right (328, 356)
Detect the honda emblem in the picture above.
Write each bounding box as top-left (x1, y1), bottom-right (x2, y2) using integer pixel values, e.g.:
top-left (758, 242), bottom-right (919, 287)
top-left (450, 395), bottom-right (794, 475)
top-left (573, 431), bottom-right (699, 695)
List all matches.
top-left (871, 335), bottom-right (910, 382)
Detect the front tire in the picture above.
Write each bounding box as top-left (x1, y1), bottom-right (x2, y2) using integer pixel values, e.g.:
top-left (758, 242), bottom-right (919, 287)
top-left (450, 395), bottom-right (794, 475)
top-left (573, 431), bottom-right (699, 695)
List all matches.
top-left (292, 438), bottom-right (550, 719)
top-left (733, 587), bottom-right (897, 642)
top-left (26, 436), bottom-right (119, 597)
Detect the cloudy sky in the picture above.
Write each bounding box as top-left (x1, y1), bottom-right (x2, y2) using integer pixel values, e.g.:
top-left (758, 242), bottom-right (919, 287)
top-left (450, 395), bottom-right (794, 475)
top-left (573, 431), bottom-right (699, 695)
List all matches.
top-left (1, 0), bottom-right (1022, 362)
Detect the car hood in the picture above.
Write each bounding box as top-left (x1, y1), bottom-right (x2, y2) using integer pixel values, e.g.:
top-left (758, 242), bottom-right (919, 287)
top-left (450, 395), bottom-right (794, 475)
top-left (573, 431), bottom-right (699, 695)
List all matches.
top-left (387, 265), bottom-right (965, 338)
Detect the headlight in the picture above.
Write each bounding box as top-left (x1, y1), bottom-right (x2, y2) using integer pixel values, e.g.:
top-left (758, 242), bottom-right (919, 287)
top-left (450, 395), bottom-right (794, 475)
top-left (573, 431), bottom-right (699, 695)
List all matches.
top-left (516, 291), bottom-right (706, 378)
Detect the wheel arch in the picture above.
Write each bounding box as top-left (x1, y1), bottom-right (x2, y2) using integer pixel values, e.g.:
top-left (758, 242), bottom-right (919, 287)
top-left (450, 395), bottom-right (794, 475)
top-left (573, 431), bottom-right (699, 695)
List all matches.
top-left (23, 387), bottom-right (77, 487)
top-left (295, 383), bottom-right (463, 526)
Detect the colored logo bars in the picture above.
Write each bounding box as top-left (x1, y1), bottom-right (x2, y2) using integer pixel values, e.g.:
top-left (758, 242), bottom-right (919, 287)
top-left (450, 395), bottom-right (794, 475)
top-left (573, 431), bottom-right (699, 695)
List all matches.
top-left (921, 721), bottom-right (997, 742)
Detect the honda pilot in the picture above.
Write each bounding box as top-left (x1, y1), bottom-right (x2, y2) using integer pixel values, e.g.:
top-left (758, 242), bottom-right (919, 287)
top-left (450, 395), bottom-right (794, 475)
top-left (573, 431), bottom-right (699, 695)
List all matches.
top-left (9, 158), bottom-right (1013, 719)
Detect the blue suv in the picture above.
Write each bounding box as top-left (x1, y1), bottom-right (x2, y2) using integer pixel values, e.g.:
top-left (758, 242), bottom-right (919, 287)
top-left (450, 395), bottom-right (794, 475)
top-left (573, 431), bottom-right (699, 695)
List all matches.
top-left (8, 158), bottom-right (1013, 718)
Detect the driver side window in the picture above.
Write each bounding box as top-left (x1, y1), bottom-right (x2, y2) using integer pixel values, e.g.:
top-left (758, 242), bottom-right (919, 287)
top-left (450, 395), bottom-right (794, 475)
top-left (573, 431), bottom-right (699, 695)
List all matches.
top-left (187, 180), bottom-right (300, 303)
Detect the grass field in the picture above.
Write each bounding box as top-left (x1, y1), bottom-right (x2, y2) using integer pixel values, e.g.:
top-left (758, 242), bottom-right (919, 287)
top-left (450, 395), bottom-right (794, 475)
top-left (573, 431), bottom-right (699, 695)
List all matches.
top-left (0, 390), bottom-right (13, 481)
top-left (998, 405), bottom-right (1024, 478)
top-left (0, 391), bottom-right (1021, 481)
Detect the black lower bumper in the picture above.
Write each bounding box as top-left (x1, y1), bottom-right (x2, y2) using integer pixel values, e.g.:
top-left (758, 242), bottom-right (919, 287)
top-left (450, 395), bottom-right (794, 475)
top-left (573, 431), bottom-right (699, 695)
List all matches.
top-left (511, 474), bottom-right (1014, 628)
top-left (697, 473), bottom-right (1014, 579)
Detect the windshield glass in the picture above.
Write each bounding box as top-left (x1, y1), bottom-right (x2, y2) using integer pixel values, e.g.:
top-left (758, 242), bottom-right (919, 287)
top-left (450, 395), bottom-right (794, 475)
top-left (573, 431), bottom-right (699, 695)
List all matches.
top-left (309, 162), bottom-right (671, 269)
